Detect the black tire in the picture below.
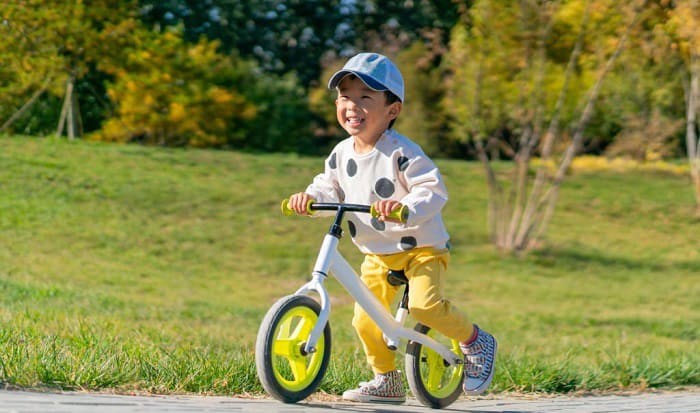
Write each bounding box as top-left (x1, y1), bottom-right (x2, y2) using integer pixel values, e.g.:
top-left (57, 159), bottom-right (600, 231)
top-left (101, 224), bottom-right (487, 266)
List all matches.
top-left (405, 323), bottom-right (463, 409)
top-left (255, 294), bottom-right (331, 403)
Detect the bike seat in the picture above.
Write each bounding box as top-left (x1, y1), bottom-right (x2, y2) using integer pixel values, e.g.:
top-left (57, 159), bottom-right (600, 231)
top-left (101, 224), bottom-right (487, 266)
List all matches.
top-left (387, 269), bottom-right (408, 286)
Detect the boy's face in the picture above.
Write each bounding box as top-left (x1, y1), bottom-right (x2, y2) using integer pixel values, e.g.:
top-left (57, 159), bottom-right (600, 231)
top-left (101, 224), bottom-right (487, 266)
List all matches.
top-left (335, 75), bottom-right (401, 145)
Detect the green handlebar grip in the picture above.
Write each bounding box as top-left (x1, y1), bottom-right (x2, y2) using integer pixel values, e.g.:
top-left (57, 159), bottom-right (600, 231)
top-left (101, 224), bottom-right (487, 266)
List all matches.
top-left (281, 199), bottom-right (294, 216)
top-left (371, 204), bottom-right (409, 223)
top-left (281, 199), bottom-right (314, 216)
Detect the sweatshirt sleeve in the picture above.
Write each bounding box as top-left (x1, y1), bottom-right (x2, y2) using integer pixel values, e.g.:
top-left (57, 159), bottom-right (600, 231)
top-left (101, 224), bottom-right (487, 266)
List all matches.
top-left (399, 154), bottom-right (448, 227)
top-left (304, 151), bottom-right (341, 205)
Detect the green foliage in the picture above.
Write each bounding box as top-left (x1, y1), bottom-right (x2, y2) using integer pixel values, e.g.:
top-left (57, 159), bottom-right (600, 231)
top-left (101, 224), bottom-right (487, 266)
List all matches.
top-left (90, 24), bottom-right (317, 152)
top-left (308, 63), bottom-right (342, 141)
top-left (237, 70), bottom-right (320, 154)
top-left (590, 3), bottom-right (687, 154)
top-left (0, 3), bottom-right (66, 130)
top-left (0, 137), bottom-right (698, 395)
top-left (1, 1), bottom-right (699, 158)
top-left (440, 0), bottom-right (690, 159)
top-left (138, 0), bottom-right (460, 87)
top-left (0, 0), bottom-right (141, 135)
top-left (395, 42), bottom-right (459, 157)
top-left (92, 27), bottom-right (256, 147)
top-left (444, 1), bottom-right (591, 148)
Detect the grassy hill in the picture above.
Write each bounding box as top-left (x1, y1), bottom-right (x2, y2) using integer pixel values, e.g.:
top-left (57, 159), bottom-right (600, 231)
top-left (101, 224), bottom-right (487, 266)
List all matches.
top-left (0, 136), bottom-right (698, 395)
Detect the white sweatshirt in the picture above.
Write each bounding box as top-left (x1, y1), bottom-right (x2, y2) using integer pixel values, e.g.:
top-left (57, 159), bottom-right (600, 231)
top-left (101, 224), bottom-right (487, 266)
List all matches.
top-left (305, 129), bottom-right (450, 254)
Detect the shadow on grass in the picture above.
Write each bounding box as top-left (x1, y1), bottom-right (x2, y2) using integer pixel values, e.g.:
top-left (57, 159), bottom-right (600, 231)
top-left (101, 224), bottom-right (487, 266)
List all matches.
top-left (531, 246), bottom-right (700, 274)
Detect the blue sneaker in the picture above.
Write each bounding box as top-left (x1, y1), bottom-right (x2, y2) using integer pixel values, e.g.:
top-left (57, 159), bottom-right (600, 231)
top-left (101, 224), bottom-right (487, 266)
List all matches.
top-left (460, 325), bottom-right (497, 395)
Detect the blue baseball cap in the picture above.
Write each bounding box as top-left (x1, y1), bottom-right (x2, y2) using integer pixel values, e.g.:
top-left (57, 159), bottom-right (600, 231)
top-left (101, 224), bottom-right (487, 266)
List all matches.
top-left (328, 53), bottom-right (405, 102)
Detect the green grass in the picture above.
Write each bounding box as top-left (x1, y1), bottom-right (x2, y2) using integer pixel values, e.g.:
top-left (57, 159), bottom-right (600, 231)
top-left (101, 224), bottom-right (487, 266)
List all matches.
top-left (0, 135), bottom-right (698, 396)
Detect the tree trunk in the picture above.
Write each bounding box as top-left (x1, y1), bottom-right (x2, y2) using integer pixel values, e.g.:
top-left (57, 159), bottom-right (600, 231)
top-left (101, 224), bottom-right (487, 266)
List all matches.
top-left (511, 0), bottom-right (590, 251)
top-left (687, 52), bottom-right (700, 212)
top-left (56, 73), bottom-right (82, 139)
top-left (532, 11), bottom-right (636, 245)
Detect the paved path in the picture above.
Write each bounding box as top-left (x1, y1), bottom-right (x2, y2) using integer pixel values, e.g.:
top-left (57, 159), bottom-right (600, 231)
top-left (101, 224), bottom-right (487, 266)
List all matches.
top-left (1, 389), bottom-right (700, 412)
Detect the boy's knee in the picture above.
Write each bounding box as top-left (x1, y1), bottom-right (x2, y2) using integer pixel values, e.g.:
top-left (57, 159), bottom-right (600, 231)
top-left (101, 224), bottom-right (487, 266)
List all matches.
top-left (408, 302), bottom-right (434, 324)
top-left (408, 297), bottom-right (447, 324)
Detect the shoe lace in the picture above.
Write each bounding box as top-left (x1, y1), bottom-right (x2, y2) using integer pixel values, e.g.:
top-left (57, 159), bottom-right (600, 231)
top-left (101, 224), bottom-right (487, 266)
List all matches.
top-left (362, 374), bottom-right (387, 389)
top-left (360, 370), bottom-right (402, 390)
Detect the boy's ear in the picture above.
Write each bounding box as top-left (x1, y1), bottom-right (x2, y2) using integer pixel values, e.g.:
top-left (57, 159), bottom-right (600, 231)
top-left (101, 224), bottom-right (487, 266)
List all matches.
top-left (389, 102), bottom-right (402, 119)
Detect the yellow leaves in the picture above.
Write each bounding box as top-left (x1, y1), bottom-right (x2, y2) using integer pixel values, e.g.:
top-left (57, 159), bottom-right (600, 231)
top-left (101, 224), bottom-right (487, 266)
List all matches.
top-left (209, 87), bottom-right (233, 105)
top-left (91, 25), bottom-right (258, 147)
top-left (162, 31), bottom-right (178, 43)
top-left (556, 0), bottom-right (586, 26)
top-left (169, 102), bottom-right (186, 122)
top-left (532, 155), bottom-right (689, 175)
top-left (20, 58), bottom-right (33, 72)
top-left (667, 0), bottom-right (700, 58)
top-left (187, 41), bottom-right (216, 63)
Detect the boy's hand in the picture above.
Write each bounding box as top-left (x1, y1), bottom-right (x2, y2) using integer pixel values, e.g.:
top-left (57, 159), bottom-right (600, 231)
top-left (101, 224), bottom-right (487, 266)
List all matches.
top-left (289, 192), bottom-right (315, 215)
top-left (373, 200), bottom-right (404, 223)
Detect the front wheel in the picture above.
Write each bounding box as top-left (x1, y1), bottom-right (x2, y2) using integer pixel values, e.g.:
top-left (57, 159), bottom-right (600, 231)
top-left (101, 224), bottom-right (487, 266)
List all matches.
top-left (405, 323), bottom-right (463, 408)
top-left (255, 294), bottom-right (331, 403)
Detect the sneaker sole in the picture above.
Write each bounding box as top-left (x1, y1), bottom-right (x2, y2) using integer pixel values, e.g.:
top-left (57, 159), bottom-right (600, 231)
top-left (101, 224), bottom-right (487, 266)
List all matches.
top-left (344, 397), bottom-right (406, 404)
top-left (342, 393), bottom-right (406, 404)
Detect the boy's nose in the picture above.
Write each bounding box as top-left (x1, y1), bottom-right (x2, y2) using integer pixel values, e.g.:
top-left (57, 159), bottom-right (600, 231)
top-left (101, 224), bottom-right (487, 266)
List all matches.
top-left (345, 98), bottom-right (360, 108)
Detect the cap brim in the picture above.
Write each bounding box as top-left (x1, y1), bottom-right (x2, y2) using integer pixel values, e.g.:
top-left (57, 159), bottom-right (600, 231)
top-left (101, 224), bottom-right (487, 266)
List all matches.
top-left (328, 71), bottom-right (388, 92)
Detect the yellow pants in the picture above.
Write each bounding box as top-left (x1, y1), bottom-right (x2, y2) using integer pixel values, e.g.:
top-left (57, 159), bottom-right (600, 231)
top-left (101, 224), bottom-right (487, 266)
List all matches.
top-left (352, 247), bottom-right (474, 374)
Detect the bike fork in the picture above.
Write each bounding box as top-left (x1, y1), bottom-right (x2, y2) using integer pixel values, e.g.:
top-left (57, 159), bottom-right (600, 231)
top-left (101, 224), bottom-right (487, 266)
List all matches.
top-left (293, 234), bottom-right (337, 355)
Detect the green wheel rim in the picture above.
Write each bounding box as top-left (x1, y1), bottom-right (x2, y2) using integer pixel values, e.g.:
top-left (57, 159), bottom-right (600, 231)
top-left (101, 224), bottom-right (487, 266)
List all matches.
top-left (270, 306), bottom-right (326, 391)
top-left (419, 332), bottom-right (463, 398)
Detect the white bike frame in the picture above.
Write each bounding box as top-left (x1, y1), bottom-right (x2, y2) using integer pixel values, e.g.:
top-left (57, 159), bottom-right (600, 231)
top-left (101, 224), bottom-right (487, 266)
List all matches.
top-left (294, 232), bottom-right (462, 367)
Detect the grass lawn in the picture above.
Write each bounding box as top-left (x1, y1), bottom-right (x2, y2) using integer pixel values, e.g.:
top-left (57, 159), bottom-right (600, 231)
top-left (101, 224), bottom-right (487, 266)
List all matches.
top-left (0, 135), bottom-right (698, 395)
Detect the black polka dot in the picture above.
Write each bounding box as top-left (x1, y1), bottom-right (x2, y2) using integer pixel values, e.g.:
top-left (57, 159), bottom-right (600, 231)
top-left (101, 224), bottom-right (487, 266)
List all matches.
top-left (348, 220), bottom-right (357, 237)
top-left (329, 152), bottom-right (337, 169)
top-left (347, 159), bottom-right (357, 177)
top-left (397, 156), bottom-right (410, 171)
top-left (375, 178), bottom-right (394, 198)
top-left (370, 217), bottom-right (385, 231)
top-left (400, 236), bottom-right (417, 250)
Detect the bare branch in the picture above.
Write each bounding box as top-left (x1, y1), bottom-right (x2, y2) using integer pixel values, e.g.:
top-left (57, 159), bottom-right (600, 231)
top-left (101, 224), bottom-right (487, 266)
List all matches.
top-left (0, 74), bottom-right (53, 133)
top-left (687, 50), bottom-right (700, 209)
top-left (513, 0), bottom-right (592, 249)
top-left (532, 1), bottom-right (646, 243)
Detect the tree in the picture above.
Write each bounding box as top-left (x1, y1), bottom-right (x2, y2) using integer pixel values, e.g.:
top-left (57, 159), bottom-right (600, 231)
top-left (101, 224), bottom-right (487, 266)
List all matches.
top-left (93, 27), bottom-right (256, 147)
top-left (137, 0), bottom-right (460, 88)
top-left (600, 2), bottom-right (685, 161)
top-left (443, 0), bottom-right (646, 252)
top-left (0, 3), bottom-right (64, 133)
top-left (0, 0), bottom-right (141, 138)
top-left (394, 40), bottom-right (457, 158)
top-left (668, 0), bottom-right (700, 213)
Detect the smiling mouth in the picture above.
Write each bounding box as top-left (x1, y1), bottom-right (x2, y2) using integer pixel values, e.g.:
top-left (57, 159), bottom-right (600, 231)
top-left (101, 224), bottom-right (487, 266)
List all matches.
top-left (346, 117), bottom-right (363, 127)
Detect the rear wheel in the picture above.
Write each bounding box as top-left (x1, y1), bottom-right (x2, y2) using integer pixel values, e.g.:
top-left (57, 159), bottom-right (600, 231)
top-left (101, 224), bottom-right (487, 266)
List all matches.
top-left (405, 323), bottom-right (463, 408)
top-left (255, 295), bottom-right (331, 403)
